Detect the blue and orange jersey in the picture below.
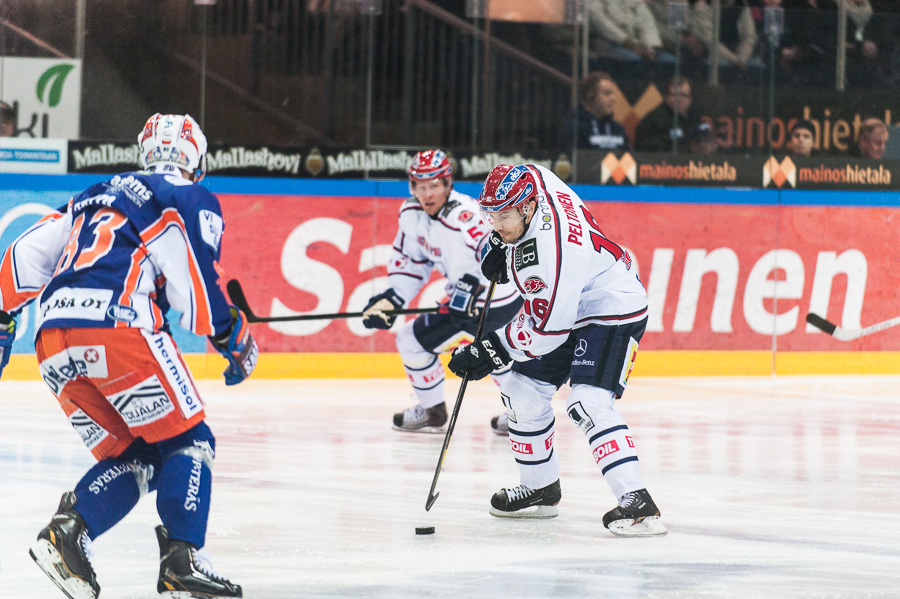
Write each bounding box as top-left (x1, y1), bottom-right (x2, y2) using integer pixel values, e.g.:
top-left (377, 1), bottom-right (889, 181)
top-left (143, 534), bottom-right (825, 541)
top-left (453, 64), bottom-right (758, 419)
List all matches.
top-left (0, 166), bottom-right (233, 338)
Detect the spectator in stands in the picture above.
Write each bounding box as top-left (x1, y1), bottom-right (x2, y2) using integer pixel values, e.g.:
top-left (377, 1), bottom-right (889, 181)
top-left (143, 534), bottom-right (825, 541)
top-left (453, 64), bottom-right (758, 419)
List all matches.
top-left (558, 72), bottom-right (632, 154)
top-left (635, 76), bottom-right (699, 152)
top-left (0, 102), bottom-right (14, 137)
top-left (687, 121), bottom-right (719, 154)
top-left (589, 0), bottom-right (672, 62)
top-left (855, 117), bottom-right (889, 158)
top-left (786, 119), bottom-right (816, 155)
top-left (691, 0), bottom-right (761, 70)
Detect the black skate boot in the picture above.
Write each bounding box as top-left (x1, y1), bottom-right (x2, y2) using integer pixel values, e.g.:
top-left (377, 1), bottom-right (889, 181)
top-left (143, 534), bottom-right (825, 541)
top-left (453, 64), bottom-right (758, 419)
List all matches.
top-left (602, 488), bottom-right (668, 537)
top-left (156, 525), bottom-right (242, 598)
top-left (392, 402), bottom-right (447, 433)
top-left (29, 492), bottom-right (100, 599)
top-left (490, 412), bottom-right (509, 436)
top-left (489, 480), bottom-right (561, 518)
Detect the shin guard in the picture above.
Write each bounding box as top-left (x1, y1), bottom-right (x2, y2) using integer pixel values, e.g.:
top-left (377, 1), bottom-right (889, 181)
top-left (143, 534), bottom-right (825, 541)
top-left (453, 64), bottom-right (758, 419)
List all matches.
top-left (566, 384), bottom-right (644, 499)
top-left (156, 422), bottom-right (216, 548)
top-left (72, 439), bottom-right (161, 539)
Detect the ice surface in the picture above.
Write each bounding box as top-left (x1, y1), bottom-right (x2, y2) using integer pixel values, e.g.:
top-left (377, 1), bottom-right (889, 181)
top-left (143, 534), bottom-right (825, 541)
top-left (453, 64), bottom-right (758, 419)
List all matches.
top-left (1, 376), bottom-right (898, 598)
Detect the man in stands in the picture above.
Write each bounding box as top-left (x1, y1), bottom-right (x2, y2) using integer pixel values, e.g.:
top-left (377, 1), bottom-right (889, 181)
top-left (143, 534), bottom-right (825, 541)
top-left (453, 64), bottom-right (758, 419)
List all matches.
top-left (558, 71), bottom-right (632, 154)
top-left (786, 119), bottom-right (816, 156)
top-left (856, 117), bottom-right (889, 159)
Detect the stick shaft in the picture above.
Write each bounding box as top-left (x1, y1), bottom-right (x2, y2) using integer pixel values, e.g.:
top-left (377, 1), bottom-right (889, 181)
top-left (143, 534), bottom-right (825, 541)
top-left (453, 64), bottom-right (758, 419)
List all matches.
top-left (806, 312), bottom-right (900, 341)
top-left (226, 278), bottom-right (440, 323)
top-left (426, 273), bottom-right (500, 511)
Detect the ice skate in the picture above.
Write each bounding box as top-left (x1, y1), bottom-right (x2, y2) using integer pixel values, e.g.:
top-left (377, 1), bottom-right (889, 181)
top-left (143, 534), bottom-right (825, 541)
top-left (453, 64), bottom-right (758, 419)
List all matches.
top-left (489, 480), bottom-right (561, 518)
top-left (490, 412), bottom-right (509, 436)
top-left (392, 402), bottom-right (447, 433)
top-left (29, 492), bottom-right (100, 599)
top-left (156, 525), bottom-right (242, 598)
top-left (602, 488), bottom-right (668, 537)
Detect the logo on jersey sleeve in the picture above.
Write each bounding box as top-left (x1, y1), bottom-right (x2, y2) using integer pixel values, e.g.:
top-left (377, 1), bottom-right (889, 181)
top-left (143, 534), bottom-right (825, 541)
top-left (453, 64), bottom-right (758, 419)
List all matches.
top-left (458, 210), bottom-right (474, 222)
top-left (198, 210), bottom-right (224, 251)
top-left (514, 238), bottom-right (539, 271)
top-left (522, 276), bottom-right (547, 294)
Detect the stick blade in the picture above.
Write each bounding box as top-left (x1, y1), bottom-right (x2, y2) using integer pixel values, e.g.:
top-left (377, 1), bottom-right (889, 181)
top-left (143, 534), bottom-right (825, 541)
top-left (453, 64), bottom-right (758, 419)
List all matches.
top-left (226, 279), bottom-right (256, 320)
top-left (425, 492), bottom-right (439, 512)
top-left (805, 312), bottom-right (836, 335)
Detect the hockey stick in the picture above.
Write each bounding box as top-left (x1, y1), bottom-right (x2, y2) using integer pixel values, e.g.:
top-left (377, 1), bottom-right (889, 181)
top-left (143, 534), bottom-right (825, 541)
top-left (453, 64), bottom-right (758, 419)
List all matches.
top-left (806, 312), bottom-right (900, 341)
top-left (226, 279), bottom-right (442, 324)
top-left (425, 272), bottom-right (501, 512)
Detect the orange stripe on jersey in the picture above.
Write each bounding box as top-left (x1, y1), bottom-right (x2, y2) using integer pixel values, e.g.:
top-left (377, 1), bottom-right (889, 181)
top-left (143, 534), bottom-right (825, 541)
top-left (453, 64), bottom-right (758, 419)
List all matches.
top-left (116, 246), bottom-right (149, 329)
top-left (0, 212), bottom-right (65, 311)
top-left (141, 209), bottom-right (214, 336)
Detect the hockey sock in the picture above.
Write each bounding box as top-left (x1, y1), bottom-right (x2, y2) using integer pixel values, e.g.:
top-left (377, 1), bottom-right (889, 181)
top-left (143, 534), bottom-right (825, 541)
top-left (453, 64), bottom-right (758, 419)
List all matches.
top-left (566, 384), bottom-right (644, 499)
top-left (73, 439), bottom-right (161, 539)
top-left (156, 422), bottom-right (216, 548)
top-left (402, 355), bottom-right (445, 408)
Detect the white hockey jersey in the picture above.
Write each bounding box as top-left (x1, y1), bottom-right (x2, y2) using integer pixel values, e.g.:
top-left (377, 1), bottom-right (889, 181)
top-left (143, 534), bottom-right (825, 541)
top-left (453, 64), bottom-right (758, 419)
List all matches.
top-left (387, 189), bottom-right (519, 309)
top-left (496, 165), bottom-right (648, 361)
top-left (0, 168), bottom-right (233, 338)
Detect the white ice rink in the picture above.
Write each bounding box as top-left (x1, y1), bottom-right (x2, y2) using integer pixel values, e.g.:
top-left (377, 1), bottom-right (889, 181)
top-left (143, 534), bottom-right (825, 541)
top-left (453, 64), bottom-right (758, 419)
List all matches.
top-left (1, 375), bottom-right (898, 599)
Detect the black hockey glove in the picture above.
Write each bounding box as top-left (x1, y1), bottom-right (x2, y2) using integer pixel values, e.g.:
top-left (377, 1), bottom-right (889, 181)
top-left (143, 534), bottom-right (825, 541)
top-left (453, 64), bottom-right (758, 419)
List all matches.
top-left (0, 310), bottom-right (16, 380)
top-left (362, 289), bottom-right (405, 329)
top-left (448, 274), bottom-right (483, 320)
top-left (448, 331), bottom-right (511, 380)
top-left (479, 232), bottom-right (509, 284)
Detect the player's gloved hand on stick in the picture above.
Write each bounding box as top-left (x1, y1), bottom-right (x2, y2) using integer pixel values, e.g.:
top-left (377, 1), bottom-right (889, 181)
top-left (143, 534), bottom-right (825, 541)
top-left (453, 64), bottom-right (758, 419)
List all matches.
top-left (448, 274), bottom-right (483, 320)
top-left (448, 331), bottom-right (511, 380)
top-left (361, 289), bottom-right (404, 330)
top-left (209, 305), bottom-right (258, 386)
top-left (480, 232), bottom-right (509, 284)
top-left (0, 310), bottom-right (17, 379)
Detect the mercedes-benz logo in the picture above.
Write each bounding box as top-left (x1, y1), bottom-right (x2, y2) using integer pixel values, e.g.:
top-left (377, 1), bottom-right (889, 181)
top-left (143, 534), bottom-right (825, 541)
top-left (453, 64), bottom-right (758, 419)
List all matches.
top-left (574, 339), bottom-right (587, 357)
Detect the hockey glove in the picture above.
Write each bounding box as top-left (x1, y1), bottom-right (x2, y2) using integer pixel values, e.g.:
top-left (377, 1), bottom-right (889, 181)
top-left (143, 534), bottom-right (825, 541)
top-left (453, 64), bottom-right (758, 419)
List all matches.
top-left (448, 274), bottom-right (483, 320)
top-left (0, 311), bottom-right (16, 380)
top-left (209, 306), bottom-right (259, 386)
top-left (479, 232), bottom-right (509, 284)
top-left (361, 289), bottom-right (404, 330)
top-left (448, 331), bottom-right (511, 380)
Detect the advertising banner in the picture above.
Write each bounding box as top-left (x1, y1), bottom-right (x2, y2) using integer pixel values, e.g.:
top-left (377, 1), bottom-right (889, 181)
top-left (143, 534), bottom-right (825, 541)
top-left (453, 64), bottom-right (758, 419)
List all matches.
top-left (0, 137), bottom-right (68, 174)
top-left (216, 192), bottom-right (900, 353)
top-left (0, 57), bottom-right (82, 138)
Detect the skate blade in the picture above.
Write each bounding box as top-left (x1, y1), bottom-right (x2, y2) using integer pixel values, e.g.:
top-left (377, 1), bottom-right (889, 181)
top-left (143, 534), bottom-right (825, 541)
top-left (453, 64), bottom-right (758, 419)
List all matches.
top-left (391, 424), bottom-right (446, 434)
top-left (606, 515), bottom-right (668, 537)
top-left (489, 505), bottom-right (559, 519)
top-left (29, 539), bottom-right (98, 599)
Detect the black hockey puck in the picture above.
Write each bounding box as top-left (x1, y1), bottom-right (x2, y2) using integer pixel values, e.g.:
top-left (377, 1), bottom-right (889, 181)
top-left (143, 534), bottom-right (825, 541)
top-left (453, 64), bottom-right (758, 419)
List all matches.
top-left (415, 526), bottom-right (435, 535)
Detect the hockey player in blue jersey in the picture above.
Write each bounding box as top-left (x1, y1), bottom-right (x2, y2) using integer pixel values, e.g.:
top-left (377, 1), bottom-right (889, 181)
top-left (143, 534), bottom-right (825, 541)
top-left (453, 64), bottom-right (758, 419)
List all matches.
top-left (0, 114), bottom-right (256, 598)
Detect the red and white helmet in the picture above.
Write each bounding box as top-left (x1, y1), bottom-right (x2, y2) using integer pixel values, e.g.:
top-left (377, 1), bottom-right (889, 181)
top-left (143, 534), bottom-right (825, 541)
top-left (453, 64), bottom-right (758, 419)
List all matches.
top-left (478, 164), bottom-right (538, 226)
top-left (409, 149), bottom-right (452, 190)
top-left (138, 113), bottom-right (208, 181)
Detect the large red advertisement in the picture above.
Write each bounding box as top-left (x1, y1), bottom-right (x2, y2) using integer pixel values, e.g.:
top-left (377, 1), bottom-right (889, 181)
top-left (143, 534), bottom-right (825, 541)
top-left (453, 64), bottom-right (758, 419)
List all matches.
top-left (218, 194), bottom-right (900, 352)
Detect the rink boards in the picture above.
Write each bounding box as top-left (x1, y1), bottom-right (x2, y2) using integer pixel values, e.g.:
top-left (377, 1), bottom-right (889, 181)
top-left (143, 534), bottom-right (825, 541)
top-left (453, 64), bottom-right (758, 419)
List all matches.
top-left (2, 174), bottom-right (899, 377)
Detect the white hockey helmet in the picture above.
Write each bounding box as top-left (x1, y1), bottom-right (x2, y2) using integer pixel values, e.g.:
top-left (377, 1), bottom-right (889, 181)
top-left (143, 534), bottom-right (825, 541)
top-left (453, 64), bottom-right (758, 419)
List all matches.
top-left (138, 113), bottom-right (208, 181)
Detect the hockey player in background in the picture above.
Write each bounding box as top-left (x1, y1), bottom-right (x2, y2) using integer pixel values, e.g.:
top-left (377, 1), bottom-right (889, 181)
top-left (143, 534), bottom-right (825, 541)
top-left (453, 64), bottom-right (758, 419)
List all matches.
top-left (448, 163), bottom-right (667, 537)
top-left (0, 114), bottom-right (256, 598)
top-left (362, 150), bottom-right (522, 433)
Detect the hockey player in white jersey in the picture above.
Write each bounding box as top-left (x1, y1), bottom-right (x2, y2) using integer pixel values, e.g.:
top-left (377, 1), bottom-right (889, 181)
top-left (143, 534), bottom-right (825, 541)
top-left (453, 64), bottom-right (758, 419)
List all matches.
top-left (0, 114), bottom-right (255, 597)
top-left (448, 163), bottom-right (667, 537)
top-left (362, 150), bottom-right (522, 432)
